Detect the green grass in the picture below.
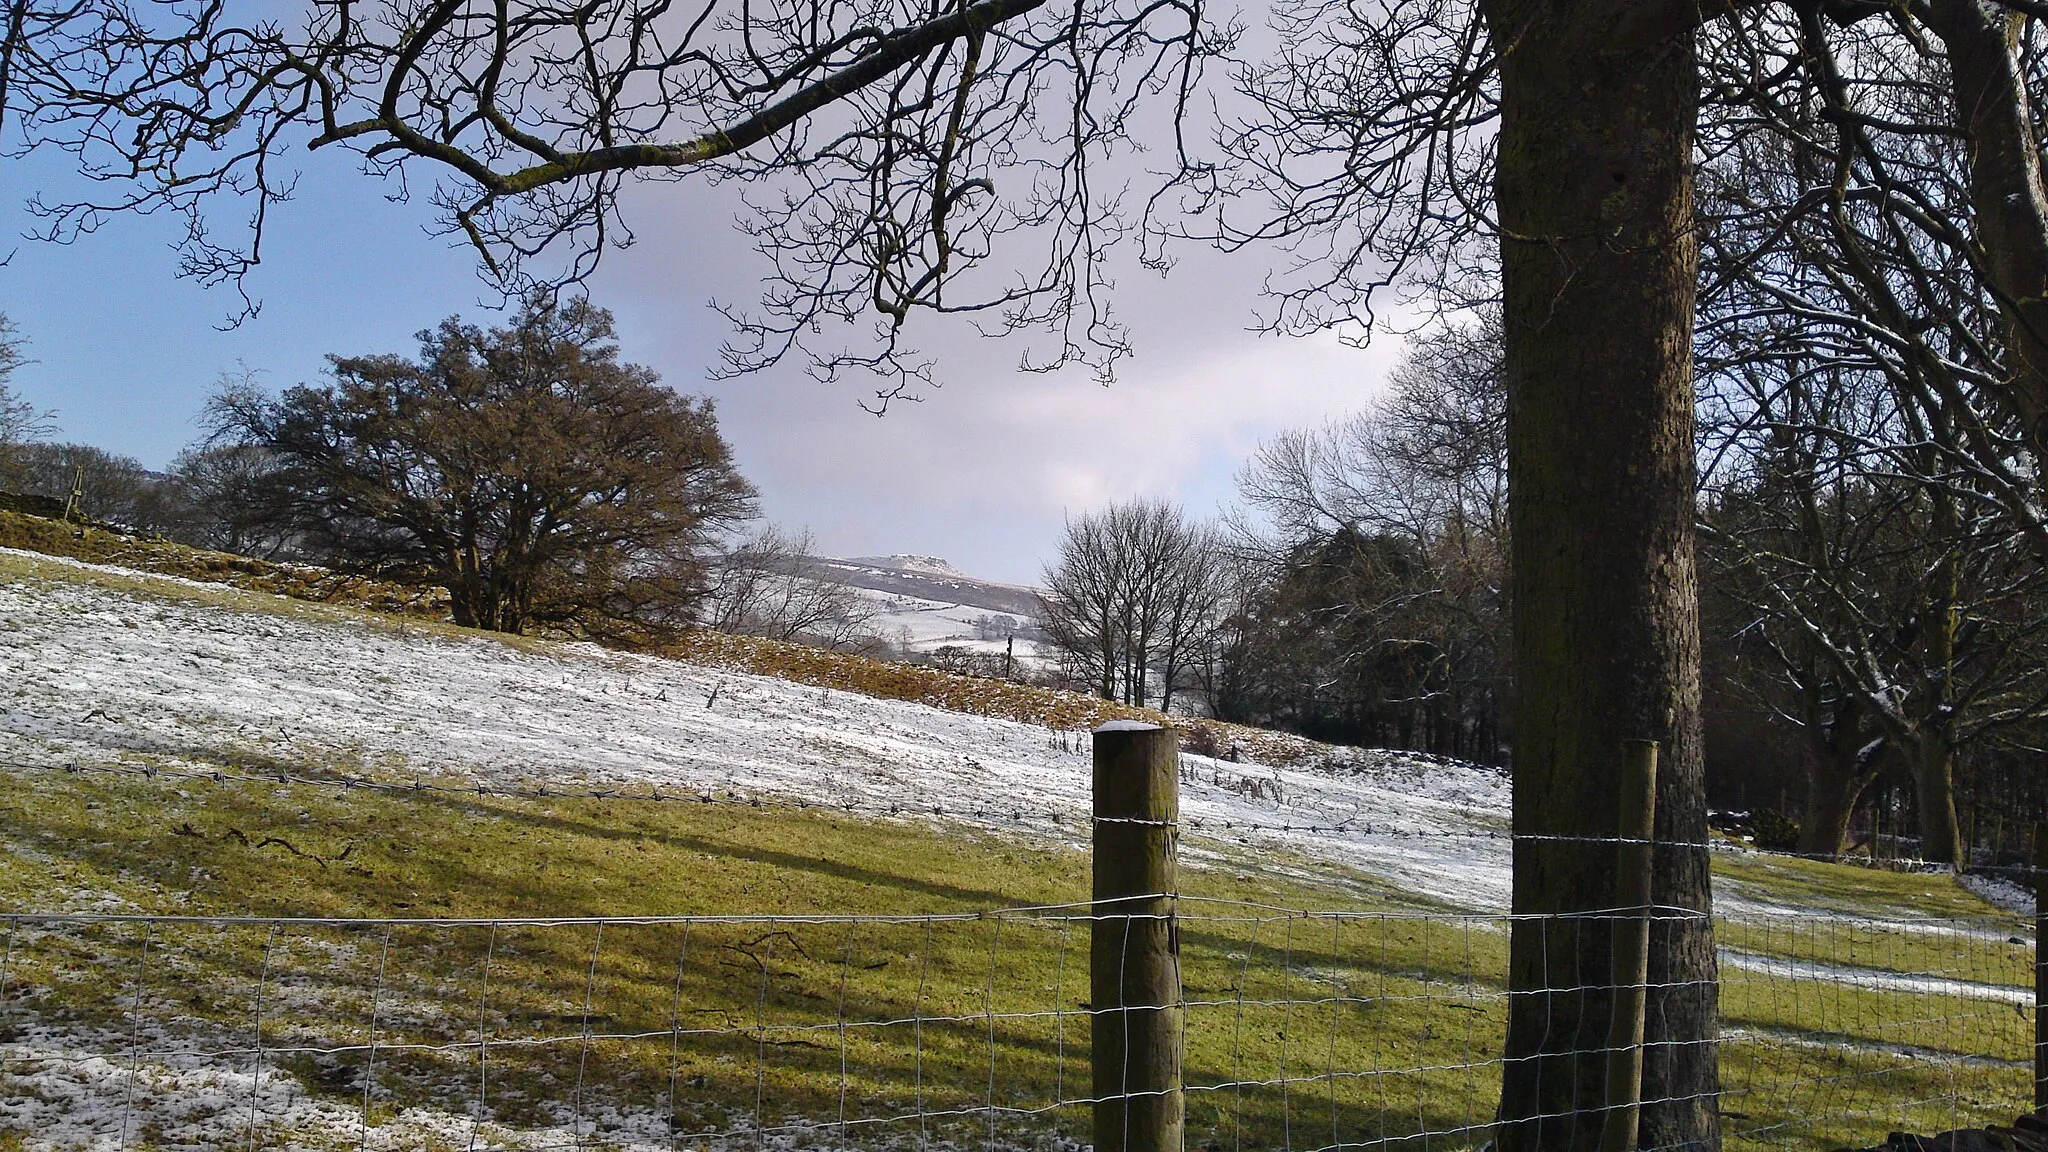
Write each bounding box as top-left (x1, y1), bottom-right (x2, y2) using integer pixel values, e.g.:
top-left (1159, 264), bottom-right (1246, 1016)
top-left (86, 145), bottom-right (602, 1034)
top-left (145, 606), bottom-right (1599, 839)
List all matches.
top-left (0, 763), bottom-right (2030, 1151)
top-left (1714, 850), bottom-right (2020, 922)
top-left (0, 765), bottom-right (1512, 1150)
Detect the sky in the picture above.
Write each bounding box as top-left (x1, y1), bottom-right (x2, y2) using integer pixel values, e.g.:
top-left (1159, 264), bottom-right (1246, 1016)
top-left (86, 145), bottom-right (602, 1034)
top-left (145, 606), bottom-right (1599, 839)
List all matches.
top-left (0, 139), bottom-right (1404, 586)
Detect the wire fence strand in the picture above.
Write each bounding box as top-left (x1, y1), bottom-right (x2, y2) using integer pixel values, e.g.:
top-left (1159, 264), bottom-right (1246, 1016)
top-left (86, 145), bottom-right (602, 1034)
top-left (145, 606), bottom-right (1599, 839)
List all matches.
top-left (0, 900), bottom-right (2028, 1152)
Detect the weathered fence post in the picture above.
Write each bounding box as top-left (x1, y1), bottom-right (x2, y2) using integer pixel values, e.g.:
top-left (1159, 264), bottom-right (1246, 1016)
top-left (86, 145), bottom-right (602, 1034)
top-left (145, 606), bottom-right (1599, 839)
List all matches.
top-left (1092, 720), bottom-right (1183, 1152)
top-left (2035, 820), bottom-right (2046, 1113)
top-left (1600, 739), bottom-right (1659, 1152)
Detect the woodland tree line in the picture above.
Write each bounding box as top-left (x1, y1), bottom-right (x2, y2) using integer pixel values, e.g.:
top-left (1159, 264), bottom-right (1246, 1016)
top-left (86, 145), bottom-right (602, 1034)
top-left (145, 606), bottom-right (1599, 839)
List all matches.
top-left (1039, 299), bottom-right (2048, 870)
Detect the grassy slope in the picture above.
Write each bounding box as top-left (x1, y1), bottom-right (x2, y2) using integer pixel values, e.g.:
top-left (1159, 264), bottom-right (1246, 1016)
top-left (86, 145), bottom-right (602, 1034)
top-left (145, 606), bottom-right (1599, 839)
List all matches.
top-left (0, 764), bottom-right (2027, 1151)
top-left (0, 511), bottom-right (446, 619)
top-left (0, 535), bottom-right (2032, 1150)
top-left (0, 766), bottom-right (1504, 1149)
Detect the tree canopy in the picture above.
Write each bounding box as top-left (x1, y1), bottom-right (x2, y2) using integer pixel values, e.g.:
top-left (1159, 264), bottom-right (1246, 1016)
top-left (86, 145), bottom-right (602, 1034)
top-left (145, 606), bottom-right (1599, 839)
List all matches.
top-left (210, 298), bottom-right (757, 639)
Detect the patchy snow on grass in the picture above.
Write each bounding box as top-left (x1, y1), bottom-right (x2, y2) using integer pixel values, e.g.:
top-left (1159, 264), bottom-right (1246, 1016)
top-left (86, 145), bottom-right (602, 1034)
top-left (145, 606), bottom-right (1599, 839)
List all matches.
top-left (0, 550), bottom-right (2036, 1150)
top-left (0, 551), bottom-right (1514, 911)
top-left (6, 547), bottom-right (2031, 935)
top-left (1960, 872), bottom-right (2035, 918)
top-left (1, 1029), bottom-right (679, 1152)
top-left (1719, 948), bottom-right (2032, 1006)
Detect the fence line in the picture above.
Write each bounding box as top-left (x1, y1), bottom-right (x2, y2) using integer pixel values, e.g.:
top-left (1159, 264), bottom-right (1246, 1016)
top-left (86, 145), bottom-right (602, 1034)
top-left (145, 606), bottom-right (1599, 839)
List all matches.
top-left (0, 727), bottom-right (2036, 1151)
top-left (0, 901), bottom-right (2026, 1151)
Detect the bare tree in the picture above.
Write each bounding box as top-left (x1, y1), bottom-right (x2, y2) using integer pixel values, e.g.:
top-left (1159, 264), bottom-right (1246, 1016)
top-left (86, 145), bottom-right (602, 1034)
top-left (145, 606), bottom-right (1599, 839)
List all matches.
top-left (157, 443), bottom-right (295, 557)
top-left (1241, 314), bottom-right (1506, 550)
top-left (0, 315), bottom-right (51, 479)
top-left (1688, 8), bottom-right (2048, 863)
top-left (1699, 348), bottom-right (2048, 863)
top-left (1229, 317), bottom-right (1508, 759)
top-left (1040, 510), bottom-right (1123, 701)
top-left (1150, 519), bottom-right (1227, 712)
top-left (1203, 0), bottom-right (1729, 1135)
top-left (10, 0), bottom-right (1227, 393)
top-left (704, 524), bottom-right (881, 649)
top-left (1038, 499), bottom-right (1222, 711)
top-left (1193, 0), bottom-right (2048, 1134)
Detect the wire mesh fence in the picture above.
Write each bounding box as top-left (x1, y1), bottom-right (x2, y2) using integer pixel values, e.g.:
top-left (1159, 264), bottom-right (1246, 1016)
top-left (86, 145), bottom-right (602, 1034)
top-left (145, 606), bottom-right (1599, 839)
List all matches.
top-left (0, 900), bottom-right (2029, 1152)
top-left (1718, 909), bottom-right (2035, 1149)
top-left (0, 728), bottom-right (2035, 1150)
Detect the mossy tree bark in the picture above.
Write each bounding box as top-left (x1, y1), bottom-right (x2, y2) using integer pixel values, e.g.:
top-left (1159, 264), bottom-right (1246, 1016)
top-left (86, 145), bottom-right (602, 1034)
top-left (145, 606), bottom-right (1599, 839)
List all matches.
top-left (1482, 4), bottom-right (1718, 1150)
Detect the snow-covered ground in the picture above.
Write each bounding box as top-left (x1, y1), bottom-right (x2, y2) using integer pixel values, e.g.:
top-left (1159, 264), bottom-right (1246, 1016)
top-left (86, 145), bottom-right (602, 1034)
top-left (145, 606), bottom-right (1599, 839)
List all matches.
top-left (1961, 871), bottom-right (2036, 917)
top-left (2, 547), bottom-right (2029, 928)
top-left (806, 554), bottom-right (1059, 672)
top-left (1719, 949), bottom-right (2034, 1006)
top-left (857, 588), bottom-right (1056, 669)
top-left (8, 547), bottom-right (2035, 934)
top-left (0, 549), bottom-right (1510, 909)
top-left (1, 1034), bottom-right (655, 1152)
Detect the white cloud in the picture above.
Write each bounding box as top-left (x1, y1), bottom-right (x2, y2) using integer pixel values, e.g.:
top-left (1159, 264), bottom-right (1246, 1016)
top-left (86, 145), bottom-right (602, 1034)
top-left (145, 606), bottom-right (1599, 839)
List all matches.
top-left (673, 322), bottom-right (1401, 584)
top-left (593, 188), bottom-right (1413, 583)
top-left (0, 158), bottom-right (1413, 588)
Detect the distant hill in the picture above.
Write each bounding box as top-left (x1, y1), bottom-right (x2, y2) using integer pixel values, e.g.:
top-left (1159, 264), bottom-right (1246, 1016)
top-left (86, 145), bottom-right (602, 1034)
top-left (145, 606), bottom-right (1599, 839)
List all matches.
top-left (815, 555), bottom-right (1044, 618)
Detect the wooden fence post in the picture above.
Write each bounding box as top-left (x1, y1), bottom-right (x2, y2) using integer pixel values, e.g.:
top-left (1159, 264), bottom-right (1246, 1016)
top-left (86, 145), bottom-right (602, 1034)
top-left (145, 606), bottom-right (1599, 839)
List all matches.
top-left (2035, 820), bottom-right (2046, 1113)
top-left (1600, 739), bottom-right (1659, 1152)
top-left (1092, 720), bottom-right (1183, 1152)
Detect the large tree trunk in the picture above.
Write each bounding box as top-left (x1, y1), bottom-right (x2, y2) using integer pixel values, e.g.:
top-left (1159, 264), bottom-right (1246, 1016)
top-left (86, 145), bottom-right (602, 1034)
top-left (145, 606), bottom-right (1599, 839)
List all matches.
top-left (1795, 691), bottom-right (1876, 859)
top-left (1098, 610), bottom-right (1117, 701)
top-left (1903, 499), bottom-right (1963, 867)
top-left (1483, 6), bottom-right (1718, 1151)
top-left (1909, 732), bottom-right (1964, 865)
top-left (1797, 745), bottom-right (1869, 859)
top-left (449, 572), bottom-right (497, 631)
top-left (1916, 490), bottom-right (1964, 865)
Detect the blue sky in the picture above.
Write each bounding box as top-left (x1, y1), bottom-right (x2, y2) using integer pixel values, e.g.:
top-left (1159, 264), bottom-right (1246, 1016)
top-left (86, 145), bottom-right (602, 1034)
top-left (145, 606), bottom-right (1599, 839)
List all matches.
top-left (2, 139), bottom-right (1398, 584)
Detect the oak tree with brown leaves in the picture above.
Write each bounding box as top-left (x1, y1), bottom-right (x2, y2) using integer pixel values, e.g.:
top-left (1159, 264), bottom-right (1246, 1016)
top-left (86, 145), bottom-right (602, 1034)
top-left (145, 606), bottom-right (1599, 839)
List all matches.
top-left (210, 297), bottom-right (757, 640)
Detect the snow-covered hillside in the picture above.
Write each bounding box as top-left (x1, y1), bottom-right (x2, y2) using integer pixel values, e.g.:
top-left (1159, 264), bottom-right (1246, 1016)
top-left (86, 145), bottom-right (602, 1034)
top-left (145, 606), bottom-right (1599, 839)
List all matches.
top-left (0, 547), bottom-right (2023, 926)
top-left (1, 549), bottom-right (2034, 1152)
top-left (812, 554), bottom-right (1058, 670)
top-left (0, 548), bottom-right (1513, 908)
top-left (828, 555), bottom-right (1043, 618)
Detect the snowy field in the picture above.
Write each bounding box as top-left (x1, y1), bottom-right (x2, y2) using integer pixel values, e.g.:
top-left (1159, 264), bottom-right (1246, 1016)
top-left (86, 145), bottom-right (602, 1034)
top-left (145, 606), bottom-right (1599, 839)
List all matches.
top-left (0, 549), bottom-right (1510, 908)
top-left (857, 587), bottom-right (1057, 670)
top-left (1, 1039), bottom-right (668, 1152)
top-left (0, 547), bottom-right (2026, 922)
